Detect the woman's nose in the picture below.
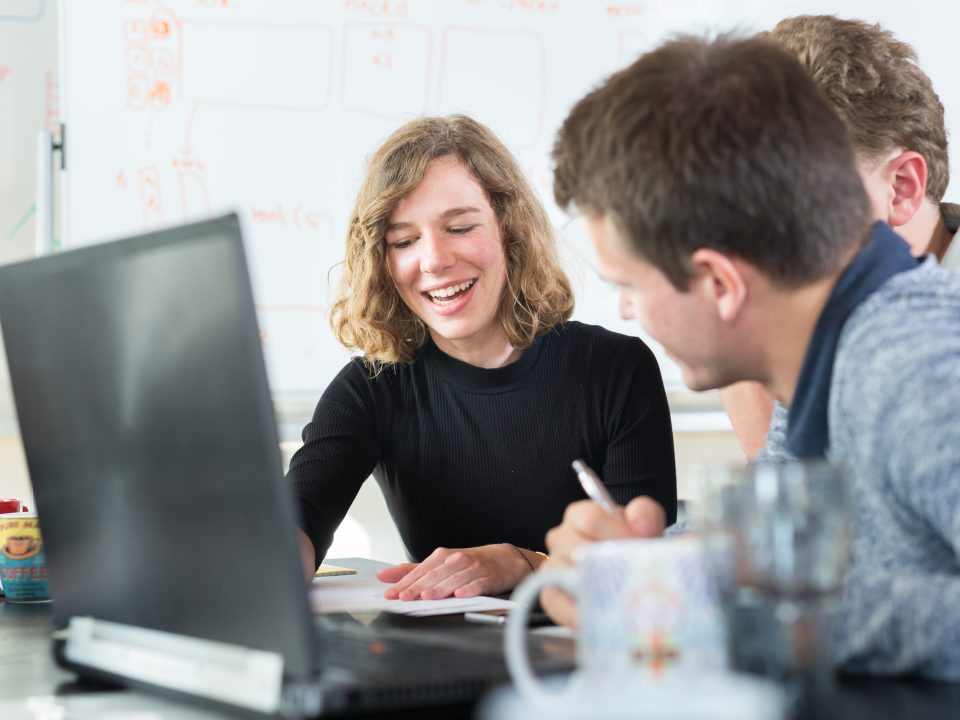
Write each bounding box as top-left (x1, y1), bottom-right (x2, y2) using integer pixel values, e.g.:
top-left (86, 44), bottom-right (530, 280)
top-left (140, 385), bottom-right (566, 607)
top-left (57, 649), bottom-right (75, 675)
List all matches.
top-left (419, 231), bottom-right (455, 274)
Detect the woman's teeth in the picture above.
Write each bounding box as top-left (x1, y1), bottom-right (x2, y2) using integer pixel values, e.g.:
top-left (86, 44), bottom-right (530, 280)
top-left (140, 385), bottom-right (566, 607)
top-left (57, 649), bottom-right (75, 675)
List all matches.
top-left (427, 280), bottom-right (474, 302)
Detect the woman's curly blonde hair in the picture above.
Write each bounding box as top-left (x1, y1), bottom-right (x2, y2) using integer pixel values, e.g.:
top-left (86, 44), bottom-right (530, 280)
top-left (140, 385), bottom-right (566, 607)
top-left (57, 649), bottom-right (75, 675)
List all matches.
top-left (330, 115), bottom-right (574, 366)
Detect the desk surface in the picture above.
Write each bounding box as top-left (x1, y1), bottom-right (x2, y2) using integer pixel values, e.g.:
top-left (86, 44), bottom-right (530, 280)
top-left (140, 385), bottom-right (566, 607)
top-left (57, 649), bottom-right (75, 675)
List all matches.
top-left (0, 558), bottom-right (541, 719)
top-left (3, 559), bottom-right (960, 720)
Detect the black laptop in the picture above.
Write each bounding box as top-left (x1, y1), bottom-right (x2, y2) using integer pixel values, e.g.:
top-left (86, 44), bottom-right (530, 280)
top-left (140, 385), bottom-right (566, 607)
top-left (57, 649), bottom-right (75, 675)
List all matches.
top-left (0, 215), bottom-right (572, 717)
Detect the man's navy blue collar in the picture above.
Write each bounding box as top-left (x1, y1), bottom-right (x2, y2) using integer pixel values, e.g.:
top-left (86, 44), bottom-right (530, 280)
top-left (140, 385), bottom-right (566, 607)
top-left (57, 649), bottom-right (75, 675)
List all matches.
top-left (785, 222), bottom-right (920, 459)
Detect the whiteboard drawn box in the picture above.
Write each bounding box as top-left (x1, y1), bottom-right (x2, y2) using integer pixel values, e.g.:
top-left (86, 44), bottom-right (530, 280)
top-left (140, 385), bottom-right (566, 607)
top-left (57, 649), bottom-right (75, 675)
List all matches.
top-left (0, 0), bottom-right (43, 21)
top-left (437, 27), bottom-right (545, 148)
top-left (341, 23), bottom-right (432, 119)
top-left (180, 22), bottom-right (333, 110)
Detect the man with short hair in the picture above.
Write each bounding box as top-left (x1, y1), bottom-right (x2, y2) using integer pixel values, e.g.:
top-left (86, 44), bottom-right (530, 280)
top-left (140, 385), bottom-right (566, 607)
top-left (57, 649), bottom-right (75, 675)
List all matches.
top-left (723, 15), bottom-right (959, 460)
top-left (543, 34), bottom-right (960, 679)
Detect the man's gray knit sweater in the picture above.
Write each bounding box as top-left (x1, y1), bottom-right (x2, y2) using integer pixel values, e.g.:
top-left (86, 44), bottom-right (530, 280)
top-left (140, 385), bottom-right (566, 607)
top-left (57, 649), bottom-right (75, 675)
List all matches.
top-left (758, 255), bottom-right (960, 680)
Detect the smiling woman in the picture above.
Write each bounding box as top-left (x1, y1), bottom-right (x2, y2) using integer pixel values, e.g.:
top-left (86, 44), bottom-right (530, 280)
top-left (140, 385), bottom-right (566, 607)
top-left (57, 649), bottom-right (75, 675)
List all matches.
top-left (383, 156), bottom-right (513, 369)
top-left (288, 115), bottom-right (677, 602)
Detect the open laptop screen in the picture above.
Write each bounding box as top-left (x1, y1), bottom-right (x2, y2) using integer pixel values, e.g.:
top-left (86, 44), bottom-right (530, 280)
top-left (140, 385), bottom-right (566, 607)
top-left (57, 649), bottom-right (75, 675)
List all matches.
top-left (0, 215), bottom-right (317, 679)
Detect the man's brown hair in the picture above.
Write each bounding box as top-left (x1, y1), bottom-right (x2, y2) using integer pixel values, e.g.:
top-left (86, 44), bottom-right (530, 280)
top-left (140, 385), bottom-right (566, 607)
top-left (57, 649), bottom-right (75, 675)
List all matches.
top-left (553, 35), bottom-right (871, 290)
top-left (772, 15), bottom-right (949, 202)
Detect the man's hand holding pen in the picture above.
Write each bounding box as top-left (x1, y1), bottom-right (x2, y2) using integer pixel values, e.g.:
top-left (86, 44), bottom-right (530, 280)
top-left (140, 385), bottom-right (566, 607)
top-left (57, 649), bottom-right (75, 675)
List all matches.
top-left (540, 460), bottom-right (668, 628)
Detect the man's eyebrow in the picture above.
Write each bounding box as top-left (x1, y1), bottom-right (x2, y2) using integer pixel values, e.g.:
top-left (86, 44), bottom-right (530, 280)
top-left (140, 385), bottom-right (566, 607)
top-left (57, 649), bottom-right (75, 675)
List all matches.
top-left (386, 207), bottom-right (482, 232)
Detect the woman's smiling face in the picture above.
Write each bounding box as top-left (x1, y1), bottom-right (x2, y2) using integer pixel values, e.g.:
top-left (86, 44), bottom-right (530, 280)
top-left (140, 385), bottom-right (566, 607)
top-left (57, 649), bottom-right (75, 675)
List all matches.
top-left (384, 155), bottom-right (509, 359)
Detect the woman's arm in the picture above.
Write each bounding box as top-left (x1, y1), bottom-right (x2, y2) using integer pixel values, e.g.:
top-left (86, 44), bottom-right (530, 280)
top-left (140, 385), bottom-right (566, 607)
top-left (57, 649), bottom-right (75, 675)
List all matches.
top-left (288, 360), bottom-right (381, 575)
top-left (296, 528), bottom-right (317, 583)
top-left (600, 340), bottom-right (678, 524)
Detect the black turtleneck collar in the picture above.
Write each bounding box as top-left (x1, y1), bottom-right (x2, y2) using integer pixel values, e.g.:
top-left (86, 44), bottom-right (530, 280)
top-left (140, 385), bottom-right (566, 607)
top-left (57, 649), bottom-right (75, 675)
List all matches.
top-left (421, 331), bottom-right (546, 393)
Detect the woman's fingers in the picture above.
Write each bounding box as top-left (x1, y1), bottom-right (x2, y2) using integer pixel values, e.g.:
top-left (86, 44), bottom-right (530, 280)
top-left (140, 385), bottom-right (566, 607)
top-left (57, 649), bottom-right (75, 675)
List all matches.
top-left (452, 575), bottom-right (495, 598)
top-left (376, 563), bottom-right (418, 584)
top-left (395, 550), bottom-right (471, 600)
top-left (381, 543), bottom-right (533, 600)
top-left (382, 551), bottom-right (446, 598)
top-left (422, 566), bottom-right (490, 600)
top-left (382, 547), bottom-right (461, 599)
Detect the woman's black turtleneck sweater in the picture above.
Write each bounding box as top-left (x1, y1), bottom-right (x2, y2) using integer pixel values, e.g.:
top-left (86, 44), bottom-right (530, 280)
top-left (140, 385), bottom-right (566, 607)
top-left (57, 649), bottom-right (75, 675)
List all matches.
top-left (289, 321), bottom-right (677, 568)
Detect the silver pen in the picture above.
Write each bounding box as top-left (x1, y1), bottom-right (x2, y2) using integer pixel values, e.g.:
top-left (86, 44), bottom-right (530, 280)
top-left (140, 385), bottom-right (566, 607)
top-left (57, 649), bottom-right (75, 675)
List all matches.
top-left (571, 459), bottom-right (620, 518)
top-left (464, 610), bottom-right (553, 626)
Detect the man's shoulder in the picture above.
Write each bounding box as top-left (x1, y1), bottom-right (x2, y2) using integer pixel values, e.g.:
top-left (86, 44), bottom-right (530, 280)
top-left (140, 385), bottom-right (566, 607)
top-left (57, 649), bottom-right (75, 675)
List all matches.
top-left (877, 256), bottom-right (960, 303)
top-left (833, 259), bottom-right (960, 414)
top-left (842, 259), bottom-right (960, 353)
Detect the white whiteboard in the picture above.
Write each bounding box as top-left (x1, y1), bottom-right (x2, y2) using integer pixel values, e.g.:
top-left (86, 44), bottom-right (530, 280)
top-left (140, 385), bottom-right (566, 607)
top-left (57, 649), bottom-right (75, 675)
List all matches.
top-left (0, 1), bottom-right (57, 266)
top-left (59, 0), bottom-right (960, 403)
top-left (0, 0), bottom-right (58, 434)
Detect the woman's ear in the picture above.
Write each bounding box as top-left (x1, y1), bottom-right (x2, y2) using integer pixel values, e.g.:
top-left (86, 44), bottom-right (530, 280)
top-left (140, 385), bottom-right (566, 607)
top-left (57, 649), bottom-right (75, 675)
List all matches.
top-left (689, 248), bottom-right (747, 323)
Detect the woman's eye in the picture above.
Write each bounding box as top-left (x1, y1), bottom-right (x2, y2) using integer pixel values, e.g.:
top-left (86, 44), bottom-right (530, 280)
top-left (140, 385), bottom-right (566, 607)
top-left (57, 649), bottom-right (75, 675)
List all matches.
top-left (448, 225), bottom-right (477, 235)
top-left (388, 237), bottom-right (416, 249)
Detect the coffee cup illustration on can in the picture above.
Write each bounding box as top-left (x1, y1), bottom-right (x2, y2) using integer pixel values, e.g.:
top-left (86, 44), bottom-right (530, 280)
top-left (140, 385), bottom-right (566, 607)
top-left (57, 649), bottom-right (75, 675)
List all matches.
top-left (0, 512), bottom-right (50, 602)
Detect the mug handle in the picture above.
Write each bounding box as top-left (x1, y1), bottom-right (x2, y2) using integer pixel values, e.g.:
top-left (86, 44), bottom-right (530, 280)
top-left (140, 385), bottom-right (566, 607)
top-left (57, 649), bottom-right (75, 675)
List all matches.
top-left (504, 568), bottom-right (579, 705)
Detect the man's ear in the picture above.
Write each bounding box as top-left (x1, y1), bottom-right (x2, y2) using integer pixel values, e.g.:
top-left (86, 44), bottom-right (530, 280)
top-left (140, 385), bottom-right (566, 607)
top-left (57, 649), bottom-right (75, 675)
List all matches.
top-left (884, 150), bottom-right (928, 228)
top-left (689, 248), bottom-right (747, 323)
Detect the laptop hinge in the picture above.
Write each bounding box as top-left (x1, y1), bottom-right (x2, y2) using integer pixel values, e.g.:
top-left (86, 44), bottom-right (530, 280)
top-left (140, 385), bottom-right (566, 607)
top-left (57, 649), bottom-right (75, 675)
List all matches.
top-left (65, 616), bottom-right (285, 714)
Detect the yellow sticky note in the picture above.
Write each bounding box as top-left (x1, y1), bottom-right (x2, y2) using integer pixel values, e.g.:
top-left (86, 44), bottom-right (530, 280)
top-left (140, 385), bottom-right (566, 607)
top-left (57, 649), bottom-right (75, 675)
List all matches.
top-left (315, 563), bottom-right (358, 577)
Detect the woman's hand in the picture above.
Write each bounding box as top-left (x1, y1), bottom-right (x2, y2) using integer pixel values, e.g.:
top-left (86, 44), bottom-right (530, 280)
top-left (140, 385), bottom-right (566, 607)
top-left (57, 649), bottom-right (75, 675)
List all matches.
top-left (540, 496), bottom-right (666, 628)
top-left (296, 528), bottom-right (317, 584)
top-left (376, 543), bottom-right (539, 600)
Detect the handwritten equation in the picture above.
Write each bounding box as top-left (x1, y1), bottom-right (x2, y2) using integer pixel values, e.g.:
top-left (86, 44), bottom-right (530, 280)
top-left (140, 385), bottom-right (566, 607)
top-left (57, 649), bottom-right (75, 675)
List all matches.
top-left (341, 23), bottom-right (432, 118)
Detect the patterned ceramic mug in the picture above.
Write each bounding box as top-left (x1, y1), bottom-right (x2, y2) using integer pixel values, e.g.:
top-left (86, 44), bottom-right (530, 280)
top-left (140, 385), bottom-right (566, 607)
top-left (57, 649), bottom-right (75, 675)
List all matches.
top-left (505, 536), bottom-right (726, 705)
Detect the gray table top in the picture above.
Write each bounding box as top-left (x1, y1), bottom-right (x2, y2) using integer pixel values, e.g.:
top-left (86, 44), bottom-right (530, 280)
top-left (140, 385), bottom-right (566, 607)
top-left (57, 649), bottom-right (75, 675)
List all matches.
top-left (0, 558), bottom-right (523, 719)
top-left (4, 558), bottom-right (960, 720)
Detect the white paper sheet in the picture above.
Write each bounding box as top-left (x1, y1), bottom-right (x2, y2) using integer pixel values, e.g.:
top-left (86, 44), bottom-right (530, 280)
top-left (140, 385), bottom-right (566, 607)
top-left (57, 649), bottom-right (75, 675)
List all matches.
top-left (309, 574), bottom-right (516, 616)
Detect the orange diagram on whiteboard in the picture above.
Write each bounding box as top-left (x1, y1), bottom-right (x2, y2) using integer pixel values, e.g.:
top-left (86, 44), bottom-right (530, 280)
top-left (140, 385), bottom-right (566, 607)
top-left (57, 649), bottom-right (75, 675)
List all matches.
top-left (344, 0), bottom-right (410, 19)
top-left (139, 167), bottom-right (164, 225)
top-left (124, 8), bottom-right (180, 111)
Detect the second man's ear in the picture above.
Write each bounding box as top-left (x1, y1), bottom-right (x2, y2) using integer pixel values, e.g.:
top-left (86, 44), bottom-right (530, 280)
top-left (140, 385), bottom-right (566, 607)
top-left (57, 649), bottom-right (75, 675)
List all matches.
top-left (883, 150), bottom-right (928, 228)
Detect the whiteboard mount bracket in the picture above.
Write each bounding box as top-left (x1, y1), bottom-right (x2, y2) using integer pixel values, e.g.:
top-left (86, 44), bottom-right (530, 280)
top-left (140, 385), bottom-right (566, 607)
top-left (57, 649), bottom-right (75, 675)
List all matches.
top-left (53, 121), bottom-right (65, 170)
top-left (36, 121), bottom-right (65, 255)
